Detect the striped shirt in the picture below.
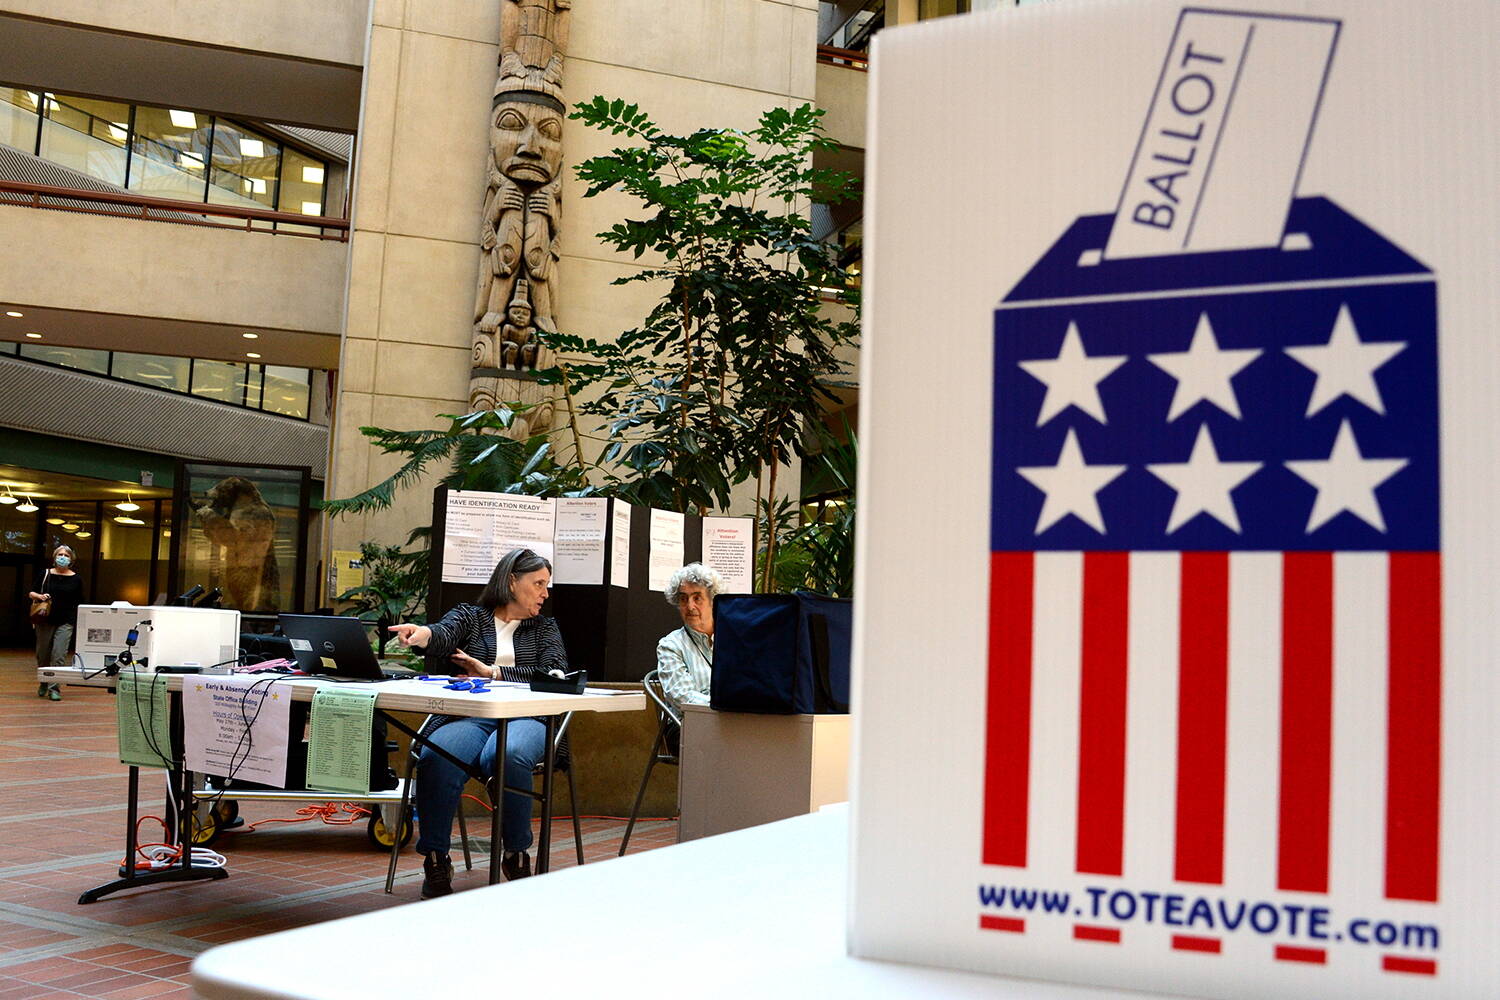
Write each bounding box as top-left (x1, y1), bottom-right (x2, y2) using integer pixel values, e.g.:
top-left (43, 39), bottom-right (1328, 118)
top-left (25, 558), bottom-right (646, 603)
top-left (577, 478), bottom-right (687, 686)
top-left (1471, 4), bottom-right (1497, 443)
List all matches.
top-left (657, 625), bottom-right (714, 708)
top-left (421, 603), bottom-right (568, 683)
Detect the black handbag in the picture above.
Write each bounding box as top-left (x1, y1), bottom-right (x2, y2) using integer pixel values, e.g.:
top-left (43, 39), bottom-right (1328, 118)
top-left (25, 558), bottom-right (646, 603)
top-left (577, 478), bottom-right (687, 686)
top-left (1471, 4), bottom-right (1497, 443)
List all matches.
top-left (710, 592), bottom-right (851, 714)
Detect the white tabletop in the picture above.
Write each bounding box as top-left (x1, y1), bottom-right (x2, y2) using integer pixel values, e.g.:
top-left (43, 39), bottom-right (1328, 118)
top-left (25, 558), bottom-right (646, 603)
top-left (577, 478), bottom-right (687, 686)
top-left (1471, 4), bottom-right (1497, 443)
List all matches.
top-left (192, 806), bottom-right (1147, 1000)
top-left (37, 666), bottom-right (645, 718)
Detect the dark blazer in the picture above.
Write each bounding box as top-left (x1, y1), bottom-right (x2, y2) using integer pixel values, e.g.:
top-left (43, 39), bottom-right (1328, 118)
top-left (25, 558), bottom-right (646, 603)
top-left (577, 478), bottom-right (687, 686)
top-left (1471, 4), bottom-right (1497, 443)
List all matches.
top-left (422, 603), bottom-right (568, 682)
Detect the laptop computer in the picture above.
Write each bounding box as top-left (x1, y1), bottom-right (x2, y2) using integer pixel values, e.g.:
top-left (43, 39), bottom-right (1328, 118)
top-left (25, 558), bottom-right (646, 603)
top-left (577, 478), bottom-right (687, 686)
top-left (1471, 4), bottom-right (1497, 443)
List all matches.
top-left (278, 614), bottom-right (387, 682)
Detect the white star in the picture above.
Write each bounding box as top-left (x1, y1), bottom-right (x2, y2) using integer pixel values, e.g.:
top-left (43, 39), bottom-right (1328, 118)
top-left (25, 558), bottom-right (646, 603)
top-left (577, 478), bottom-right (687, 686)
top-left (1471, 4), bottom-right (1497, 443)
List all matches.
top-left (1016, 429), bottom-right (1126, 534)
top-left (1145, 425), bottom-right (1262, 533)
top-left (1285, 420), bottom-right (1408, 533)
top-left (1285, 304), bottom-right (1405, 416)
top-left (1147, 313), bottom-right (1261, 421)
top-left (1018, 322), bottom-right (1127, 426)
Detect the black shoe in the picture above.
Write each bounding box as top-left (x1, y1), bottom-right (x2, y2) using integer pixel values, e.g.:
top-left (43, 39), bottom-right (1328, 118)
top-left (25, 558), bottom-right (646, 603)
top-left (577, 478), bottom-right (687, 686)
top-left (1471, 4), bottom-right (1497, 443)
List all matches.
top-left (502, 850), bottom-right (531, 881)
top-left (421, 852), bottom-right (453, 898)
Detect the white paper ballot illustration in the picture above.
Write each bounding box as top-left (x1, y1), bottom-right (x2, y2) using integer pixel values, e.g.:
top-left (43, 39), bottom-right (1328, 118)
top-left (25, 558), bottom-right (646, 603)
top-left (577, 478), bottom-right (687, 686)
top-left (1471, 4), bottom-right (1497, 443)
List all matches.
top-left (1106, 10), bottom-right (1339, 258)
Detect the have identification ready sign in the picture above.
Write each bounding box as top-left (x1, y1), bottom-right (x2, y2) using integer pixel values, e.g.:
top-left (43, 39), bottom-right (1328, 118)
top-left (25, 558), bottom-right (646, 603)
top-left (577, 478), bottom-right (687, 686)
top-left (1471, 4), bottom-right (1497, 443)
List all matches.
top-left (850, 2), bottom-right (1498, 997)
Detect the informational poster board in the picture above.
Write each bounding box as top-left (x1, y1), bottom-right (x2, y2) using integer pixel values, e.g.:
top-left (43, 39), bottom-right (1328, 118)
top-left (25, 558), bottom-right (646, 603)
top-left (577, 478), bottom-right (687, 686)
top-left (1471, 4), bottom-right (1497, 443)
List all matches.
top-left (331, 549), bottom-right (365, 597)
top-left (553, 497), bottom-right (609, 585)
top-left (852, 2), bottom-right (1495, 997)
top-left (182, 675), bottom-right (292, 786)
top-left (440, 491), bottom-right (555, 583)
top-left (700, 516), bottom-right (754, 594)
top-left (648, 509), bottom-right (686, 591)
top-left (609, 500), bottom-right (632, 588)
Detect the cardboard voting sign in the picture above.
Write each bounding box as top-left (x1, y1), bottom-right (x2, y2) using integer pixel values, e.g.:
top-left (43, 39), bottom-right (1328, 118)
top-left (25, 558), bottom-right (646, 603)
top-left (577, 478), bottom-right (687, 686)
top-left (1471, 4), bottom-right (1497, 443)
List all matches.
top-left (851, 2), bottom-right (1499, 997)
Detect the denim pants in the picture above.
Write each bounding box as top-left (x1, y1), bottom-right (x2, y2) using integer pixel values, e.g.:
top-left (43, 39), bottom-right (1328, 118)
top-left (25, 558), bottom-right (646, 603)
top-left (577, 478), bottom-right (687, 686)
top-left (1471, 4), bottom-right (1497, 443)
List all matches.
top-left (414, 716), bottom-right (546, 856)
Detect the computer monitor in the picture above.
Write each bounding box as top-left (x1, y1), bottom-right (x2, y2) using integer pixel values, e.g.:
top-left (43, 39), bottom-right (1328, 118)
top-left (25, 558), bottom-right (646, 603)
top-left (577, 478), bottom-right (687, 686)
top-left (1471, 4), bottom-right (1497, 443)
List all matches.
top-left (277, 614), bottom-right (385, 681)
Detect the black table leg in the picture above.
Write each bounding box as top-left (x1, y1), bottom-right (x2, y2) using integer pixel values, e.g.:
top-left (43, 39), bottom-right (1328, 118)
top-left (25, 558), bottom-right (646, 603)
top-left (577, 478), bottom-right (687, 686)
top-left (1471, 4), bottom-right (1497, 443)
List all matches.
top-left (489, 718), bottom-right (507, 885)
top-left (538, 715), bottom-right (557, 875)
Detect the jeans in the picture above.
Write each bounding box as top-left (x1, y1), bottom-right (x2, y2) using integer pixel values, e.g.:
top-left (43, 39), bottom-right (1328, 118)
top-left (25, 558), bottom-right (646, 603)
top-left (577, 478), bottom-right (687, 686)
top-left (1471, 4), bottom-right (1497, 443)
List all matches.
top-left (414, 716), bottom-right (546, 856)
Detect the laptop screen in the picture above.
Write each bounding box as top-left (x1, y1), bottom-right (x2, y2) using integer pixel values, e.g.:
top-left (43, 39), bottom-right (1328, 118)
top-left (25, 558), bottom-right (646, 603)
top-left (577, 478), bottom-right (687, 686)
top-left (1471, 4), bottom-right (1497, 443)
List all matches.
top-left (277, 614), bottom-right (385, 682)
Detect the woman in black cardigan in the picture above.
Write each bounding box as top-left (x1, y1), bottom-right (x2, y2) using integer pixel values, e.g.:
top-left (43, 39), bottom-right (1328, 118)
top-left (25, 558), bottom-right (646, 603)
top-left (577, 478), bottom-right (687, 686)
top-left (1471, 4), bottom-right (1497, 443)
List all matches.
top-left (391, 547), bottom-right (566, 898)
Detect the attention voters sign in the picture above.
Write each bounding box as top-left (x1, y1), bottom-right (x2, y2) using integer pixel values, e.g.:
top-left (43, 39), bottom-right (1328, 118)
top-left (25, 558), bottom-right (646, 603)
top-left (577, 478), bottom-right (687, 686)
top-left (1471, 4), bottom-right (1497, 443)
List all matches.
top-left (851, 2), bottom-right (1498, 997)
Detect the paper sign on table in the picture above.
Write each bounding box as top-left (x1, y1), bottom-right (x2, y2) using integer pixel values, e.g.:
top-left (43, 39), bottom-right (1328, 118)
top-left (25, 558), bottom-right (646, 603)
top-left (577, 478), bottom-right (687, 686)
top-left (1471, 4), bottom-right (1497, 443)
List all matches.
top-left (553, 497), bottom-right (608, 585)
top-left (700, 516), bottom-right (754, 594)
top-left (182, 675), bottom-right (292, 786)
top-left (116, 671), bottom-right (173, 769)
top-left (609, 500), bottom-right (632, 588)
top-left (647, 509), bottom-right (685, 592)
top-left (305, 685), bottom-right (378, 794)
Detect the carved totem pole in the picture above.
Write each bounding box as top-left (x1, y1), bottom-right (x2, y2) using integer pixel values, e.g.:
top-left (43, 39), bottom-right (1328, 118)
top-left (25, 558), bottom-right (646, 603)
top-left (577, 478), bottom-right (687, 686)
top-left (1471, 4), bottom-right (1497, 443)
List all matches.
top-left (470, 0), bottom-right (570, 438)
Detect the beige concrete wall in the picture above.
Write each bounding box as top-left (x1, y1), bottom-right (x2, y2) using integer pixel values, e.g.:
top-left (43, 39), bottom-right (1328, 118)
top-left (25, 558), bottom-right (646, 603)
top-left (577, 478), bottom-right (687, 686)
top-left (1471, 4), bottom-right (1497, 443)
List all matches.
top-left (816, 60), bottom-right (868, 151)
top-left (0, 209), bottom-right (344, 332)
top-left (328, 0), bottom-right (821, 576)
top-left (0, 0), bottom-right (369, 67)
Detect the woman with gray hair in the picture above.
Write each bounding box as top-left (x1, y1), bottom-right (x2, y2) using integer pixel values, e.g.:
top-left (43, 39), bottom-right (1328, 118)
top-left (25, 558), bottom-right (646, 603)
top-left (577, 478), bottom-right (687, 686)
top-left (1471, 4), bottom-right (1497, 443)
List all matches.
top-left (657, 562), bottom-right (725, 709)
top-left (390, 547), bottom-right (565, 898)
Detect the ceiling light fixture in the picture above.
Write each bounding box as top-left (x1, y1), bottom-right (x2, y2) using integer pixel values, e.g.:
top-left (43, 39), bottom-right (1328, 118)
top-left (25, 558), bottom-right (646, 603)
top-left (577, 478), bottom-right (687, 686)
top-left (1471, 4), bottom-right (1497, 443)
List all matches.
top-left (5, 310), bottom-right (21, 317)
top-left (169, 109), bottom-right (198, 129)
top-left (75, 530), bottom-right (91, 538)
top-left (25, 332), bottom-right (41, 339)
top-left (113, 515), bottom-right (145, 525)
top-left (178, 151), bottom-right (205, 170)
top-left (46, 517), bottom-right (64, 525)
top-left (62, 522), bottom-right (79, 531)
top-left (246, 352), bottom-right (261, 359)
top-left (16, 497), bottom-right (39, 513)
top-left (301, 201), bottom-right (322, 216)
top-left (240, 138), bottom-right (265, 158)
top-left (0, 488), bottom-right (15, 505)
top-left (115, 494), bottom-right (140, 512)
top-left (242, 332), bottom-right (259, 339)
top-left (302, 166), bottom-right (325, 185)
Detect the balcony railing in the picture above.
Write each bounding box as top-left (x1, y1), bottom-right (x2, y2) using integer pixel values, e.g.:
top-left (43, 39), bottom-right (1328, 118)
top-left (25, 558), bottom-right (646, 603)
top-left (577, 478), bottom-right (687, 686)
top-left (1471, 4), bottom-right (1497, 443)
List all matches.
top-left (0, 178), bottom-right (349, 240)
top-left (817, 45), bottom-right (870, 71)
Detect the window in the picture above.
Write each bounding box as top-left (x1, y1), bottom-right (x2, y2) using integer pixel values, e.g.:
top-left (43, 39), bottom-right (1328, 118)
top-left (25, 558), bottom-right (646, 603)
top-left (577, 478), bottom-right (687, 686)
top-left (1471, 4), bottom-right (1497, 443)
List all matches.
top-left (262, 365), bottom-right (311, 419)
top-left (128, 105), bottom-right (212, 201)
top-left (191, 358), bottom-right (251, 405)
top-left (112, 352), bottom-right (190, 392)
top-left (277, 147), bottom-right (328, 233)
top-left (39, 94), bottom-right (130, 185)
top-left (208, 120), bottom-right (280, 218)
top-left (0, 87), bottom-right (40, 153)
top-left (19, 344), bottom-right (110, 374)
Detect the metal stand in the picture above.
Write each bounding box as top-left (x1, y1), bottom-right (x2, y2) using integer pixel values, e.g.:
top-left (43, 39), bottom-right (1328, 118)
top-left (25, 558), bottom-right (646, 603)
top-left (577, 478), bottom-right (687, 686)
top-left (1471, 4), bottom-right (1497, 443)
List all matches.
top-left (79, 745), bottom-right (228, 903)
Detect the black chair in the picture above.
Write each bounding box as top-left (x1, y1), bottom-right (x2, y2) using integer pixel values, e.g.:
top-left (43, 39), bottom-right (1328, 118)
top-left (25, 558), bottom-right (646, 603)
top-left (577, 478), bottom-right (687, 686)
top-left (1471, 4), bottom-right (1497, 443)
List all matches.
top-left (384, 712), bottom-right (584, 893)
top-left (619, 669), bottom-right (680, 855)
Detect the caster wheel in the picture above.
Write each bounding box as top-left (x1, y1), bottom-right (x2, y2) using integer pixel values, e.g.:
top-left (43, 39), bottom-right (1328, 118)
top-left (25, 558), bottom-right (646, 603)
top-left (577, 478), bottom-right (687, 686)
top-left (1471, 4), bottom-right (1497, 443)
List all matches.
top-left (192, 809), bottom-right (222, 848)
top-left (367, 813), bottom-right (413, 850)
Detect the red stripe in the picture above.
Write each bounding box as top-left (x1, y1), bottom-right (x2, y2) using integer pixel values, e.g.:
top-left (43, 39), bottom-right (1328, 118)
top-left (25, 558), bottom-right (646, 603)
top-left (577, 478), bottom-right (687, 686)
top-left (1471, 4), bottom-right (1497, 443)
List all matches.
top-left (1171, 935), bottom-right (1221, 954)
top-left (983, 551), bottom-right (1034, 867)
top-left (1073, 925), bottom-right (1121, 943)
top-left (1274, 945), bottom-right (1326, 965)
top-left (1382, 955), bottom-right (1437, 976)
top-left (1175, 551), bottom-right (1229, 884)
top-left (1386, 552), bottom-right (1441, 902)
top-left (1077, 552), bottom-right (1129, 876)
top-left (979, 915), bottom-right (1025, 933)
top-left (1278, 552), bottom-right (1333, 893)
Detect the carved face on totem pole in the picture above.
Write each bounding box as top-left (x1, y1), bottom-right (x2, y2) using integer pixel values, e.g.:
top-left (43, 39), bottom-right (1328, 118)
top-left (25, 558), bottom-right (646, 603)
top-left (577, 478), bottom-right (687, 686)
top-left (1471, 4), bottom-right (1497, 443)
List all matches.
top-left (491, 100), bottom-right (563, 186)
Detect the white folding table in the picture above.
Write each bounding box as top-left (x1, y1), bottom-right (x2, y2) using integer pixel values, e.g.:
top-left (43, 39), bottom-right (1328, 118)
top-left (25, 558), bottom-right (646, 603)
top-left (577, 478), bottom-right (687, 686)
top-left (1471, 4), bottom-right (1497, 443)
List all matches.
top-left (37, 665), bottom-right (644, 901)
top-left (191, 805), bottom-right (1157, 1000)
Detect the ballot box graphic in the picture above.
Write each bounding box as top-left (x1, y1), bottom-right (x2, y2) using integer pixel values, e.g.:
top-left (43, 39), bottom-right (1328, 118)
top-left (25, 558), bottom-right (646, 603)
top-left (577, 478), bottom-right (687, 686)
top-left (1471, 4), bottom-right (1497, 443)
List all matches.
top-left (984, 195), bottom-right (1442, 979)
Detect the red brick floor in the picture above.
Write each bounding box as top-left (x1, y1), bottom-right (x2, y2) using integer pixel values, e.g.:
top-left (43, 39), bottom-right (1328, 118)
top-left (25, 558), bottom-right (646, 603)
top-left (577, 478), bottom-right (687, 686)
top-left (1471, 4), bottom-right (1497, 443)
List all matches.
top-left (0, 650), bottom-right (677, 998)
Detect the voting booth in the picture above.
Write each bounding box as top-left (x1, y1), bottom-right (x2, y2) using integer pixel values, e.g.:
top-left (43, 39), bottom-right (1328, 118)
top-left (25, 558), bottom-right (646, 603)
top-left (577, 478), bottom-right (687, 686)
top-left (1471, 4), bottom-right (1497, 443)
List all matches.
top-left (851, 1), bottom-right (1497, 997)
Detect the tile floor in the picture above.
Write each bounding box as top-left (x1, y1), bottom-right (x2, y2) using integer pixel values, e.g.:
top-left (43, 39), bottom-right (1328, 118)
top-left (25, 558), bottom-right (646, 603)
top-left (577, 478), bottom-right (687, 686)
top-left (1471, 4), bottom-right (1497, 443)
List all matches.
top-left (0, 650), bottom-right (676, 999)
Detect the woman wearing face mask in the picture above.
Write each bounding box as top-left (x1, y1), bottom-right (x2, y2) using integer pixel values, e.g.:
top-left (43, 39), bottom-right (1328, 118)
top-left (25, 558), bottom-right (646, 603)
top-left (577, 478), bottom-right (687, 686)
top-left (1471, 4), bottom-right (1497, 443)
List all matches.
top-left (30, 544), bottom-right (83, 701)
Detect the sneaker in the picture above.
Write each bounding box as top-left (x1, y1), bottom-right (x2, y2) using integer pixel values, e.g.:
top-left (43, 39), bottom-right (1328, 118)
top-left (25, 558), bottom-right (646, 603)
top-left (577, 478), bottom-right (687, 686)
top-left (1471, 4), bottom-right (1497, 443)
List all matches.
top-left (420, 852), bottom-right (453, 899)
top-left (502, 850), bottom-right (531, 881)
top-left (46, 687), bottom-right (61, 702)
top-left (36, 683), bottom-right (47, 698)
